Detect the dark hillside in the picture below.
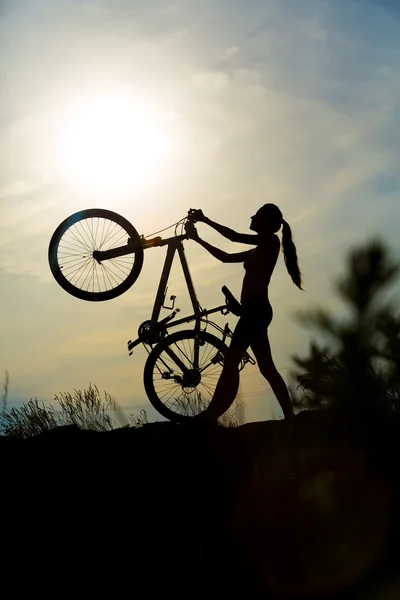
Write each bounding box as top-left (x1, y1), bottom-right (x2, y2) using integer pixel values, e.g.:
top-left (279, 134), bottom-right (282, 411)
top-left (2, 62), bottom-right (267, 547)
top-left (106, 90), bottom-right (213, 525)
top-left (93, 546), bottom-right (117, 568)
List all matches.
top-left (1, 412), bottom-right (398, 598)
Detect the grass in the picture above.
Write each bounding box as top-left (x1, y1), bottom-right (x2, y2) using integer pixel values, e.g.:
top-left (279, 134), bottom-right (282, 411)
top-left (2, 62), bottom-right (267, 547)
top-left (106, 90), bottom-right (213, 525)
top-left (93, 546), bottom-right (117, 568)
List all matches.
top-left (2, 369), bottom-right (9, 409)
top-left (0, 380), bottom-right (241, 439)
top-left (0, 384), bottom-right (119, 439)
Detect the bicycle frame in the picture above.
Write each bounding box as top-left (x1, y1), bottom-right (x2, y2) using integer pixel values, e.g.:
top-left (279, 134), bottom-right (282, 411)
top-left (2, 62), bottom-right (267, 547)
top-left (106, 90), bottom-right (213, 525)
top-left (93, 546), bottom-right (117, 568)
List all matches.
top-left (149, 234), bottom-right (201, 326)
top-left (94, 231), bottom-right (229, 361)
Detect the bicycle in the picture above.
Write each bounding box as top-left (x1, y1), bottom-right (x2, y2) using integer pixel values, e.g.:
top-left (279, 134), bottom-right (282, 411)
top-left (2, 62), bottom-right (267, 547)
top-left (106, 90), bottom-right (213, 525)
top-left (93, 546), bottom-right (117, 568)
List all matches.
top-left (48, 208), bottom-right (255, 422)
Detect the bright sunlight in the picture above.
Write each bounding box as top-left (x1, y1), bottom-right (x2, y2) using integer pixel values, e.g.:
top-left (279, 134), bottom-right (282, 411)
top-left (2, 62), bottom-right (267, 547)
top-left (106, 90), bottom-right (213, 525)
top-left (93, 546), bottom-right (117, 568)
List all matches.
top-left (59, 91), bottom-right (177, 194)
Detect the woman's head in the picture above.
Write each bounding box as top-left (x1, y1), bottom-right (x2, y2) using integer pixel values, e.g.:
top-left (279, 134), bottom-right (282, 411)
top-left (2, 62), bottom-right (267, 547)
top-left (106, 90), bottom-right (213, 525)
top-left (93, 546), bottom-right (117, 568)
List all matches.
top-left (250, 203), bottom-right (304, 290)
top-left (250, 203), bottom-right (283, 234)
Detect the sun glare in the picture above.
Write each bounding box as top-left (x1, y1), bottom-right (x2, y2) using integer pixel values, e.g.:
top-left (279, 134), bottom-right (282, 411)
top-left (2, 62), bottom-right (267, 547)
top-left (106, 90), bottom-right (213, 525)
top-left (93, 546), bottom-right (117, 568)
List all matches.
top-left (59, 91), bottom-right (176, 193)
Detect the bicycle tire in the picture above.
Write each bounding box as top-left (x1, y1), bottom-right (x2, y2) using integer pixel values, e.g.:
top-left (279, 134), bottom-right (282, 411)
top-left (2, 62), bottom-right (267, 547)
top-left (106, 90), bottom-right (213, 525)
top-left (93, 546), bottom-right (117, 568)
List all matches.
top-left (48, 208), bottom-right (144, 301)
top-left (143, 329), bottom-right (229, 422)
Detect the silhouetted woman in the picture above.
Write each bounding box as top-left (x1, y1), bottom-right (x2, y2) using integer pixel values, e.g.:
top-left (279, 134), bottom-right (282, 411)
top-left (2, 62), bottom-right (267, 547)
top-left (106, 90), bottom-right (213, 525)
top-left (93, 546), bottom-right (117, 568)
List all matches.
top-left (189, 204), bottom-right (303, 422)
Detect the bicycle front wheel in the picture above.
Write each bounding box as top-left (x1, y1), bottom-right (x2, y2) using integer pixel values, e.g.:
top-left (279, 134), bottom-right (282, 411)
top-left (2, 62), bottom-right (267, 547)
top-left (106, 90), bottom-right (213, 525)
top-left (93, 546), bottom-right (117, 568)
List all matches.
top-left (143, 330), bottom-right (228, 422)
top-left (48, 209), bottom-right (144, 301)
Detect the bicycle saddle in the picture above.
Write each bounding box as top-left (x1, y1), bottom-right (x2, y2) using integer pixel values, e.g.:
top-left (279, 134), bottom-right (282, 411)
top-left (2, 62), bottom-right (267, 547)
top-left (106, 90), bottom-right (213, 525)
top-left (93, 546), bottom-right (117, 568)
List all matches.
top-left (221, 285), bottom-right (242, 317)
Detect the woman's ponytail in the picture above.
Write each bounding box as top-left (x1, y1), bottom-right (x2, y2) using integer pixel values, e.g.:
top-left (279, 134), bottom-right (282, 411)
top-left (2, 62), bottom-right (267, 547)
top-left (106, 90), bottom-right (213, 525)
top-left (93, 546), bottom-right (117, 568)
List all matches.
top-left (281, 219), bottom-right (303, 290)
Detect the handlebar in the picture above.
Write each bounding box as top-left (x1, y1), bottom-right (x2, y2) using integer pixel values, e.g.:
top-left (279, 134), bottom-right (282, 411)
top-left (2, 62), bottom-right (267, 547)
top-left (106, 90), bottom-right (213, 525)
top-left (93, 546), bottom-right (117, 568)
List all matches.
top-left (139, 210), bottom-right (198, 248)
top-left (187, 208), bottom-right (201, 223)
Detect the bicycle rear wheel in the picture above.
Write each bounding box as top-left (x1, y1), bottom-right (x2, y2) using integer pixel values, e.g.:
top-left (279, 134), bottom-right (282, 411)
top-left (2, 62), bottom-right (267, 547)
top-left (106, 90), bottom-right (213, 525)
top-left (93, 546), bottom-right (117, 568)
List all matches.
top-left (48, 209), bottom-right (144, 301)
top-left (143, 329), bottom-right (228, 422)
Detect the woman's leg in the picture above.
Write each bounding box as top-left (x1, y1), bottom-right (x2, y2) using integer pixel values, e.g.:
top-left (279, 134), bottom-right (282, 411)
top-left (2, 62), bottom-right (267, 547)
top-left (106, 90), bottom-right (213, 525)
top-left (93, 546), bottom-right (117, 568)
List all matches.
top-left (202, 346), bottom-right (246, 420)
top-left (251, 338), bottom-right (294, 420)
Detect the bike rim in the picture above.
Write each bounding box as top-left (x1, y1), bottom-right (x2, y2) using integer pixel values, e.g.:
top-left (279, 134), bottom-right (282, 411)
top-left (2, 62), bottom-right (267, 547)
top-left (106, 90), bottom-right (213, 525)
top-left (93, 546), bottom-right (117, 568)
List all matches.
top-left (56, 216), bottom-right (136, 295)
top-left (152, 335), bottom-right (225, 417)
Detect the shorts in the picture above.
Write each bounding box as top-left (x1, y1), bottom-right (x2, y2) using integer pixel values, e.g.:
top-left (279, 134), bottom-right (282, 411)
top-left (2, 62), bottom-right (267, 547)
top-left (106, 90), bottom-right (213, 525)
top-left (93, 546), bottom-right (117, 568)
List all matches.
top-left (229, 297), bottom-right (273, 350)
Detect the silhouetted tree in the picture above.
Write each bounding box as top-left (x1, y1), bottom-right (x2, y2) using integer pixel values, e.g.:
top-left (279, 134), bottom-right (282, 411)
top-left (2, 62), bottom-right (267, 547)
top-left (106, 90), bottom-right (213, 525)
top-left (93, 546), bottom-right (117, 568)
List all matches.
top-left (291, 239), bottom-right (400, 420)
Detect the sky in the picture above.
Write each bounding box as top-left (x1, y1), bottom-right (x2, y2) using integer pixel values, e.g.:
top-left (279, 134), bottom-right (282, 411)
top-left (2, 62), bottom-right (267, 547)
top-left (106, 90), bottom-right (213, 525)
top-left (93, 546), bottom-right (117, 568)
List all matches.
top-left (1, 0), bottom-right (400, 424)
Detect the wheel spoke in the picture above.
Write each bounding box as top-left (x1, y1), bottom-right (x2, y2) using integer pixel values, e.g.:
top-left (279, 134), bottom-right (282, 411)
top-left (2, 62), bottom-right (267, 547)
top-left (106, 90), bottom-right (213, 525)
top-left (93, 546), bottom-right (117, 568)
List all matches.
top-left (77, 221), bottom-right (95, 252)
top-left (99, 263), bottom-right (113, 291)
top-left (84, 218), bottom-right (96, 249)
top-left (62, 257), bottom-right (93, 281)
top-left (58, 242), bottom-right (89, 254)
top-left (66, 225), bottom-right (92, 252)
top-left (58, 256), bottom-right (91, 270)
top-left (99, 222), bottom-right (125, 249)
top-left (99, 218), bottom-right (113, 249)
top-left (75, 258), bottom-right (96, 290)
top-left (107, 258), bottom-right (134, 277)
top-left (199, 380), bottom-right (215, 397)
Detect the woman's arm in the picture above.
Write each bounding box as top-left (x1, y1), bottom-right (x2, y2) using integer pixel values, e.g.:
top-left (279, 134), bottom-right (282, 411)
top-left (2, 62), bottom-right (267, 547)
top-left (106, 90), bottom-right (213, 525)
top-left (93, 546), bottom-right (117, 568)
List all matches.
top-left (203, 217), bottom-right (259, 245)
top-left (190, 209), bottom-right (258, 245)
top-left (196, 238), bottom-right (252, 263)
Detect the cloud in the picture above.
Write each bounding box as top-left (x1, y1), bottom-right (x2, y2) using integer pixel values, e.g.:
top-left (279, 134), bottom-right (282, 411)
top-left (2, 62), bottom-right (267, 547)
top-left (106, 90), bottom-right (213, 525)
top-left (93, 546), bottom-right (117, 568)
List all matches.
top-left (224, 46), bottom-right (239, 59)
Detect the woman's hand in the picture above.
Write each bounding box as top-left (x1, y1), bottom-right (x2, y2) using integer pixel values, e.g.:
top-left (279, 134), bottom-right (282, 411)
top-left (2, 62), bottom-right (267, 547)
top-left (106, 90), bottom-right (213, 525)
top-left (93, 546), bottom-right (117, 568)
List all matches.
top-left (188, 209), bottom-right (206, 223)
top-left (185, 221), bottom-right (200, 241)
